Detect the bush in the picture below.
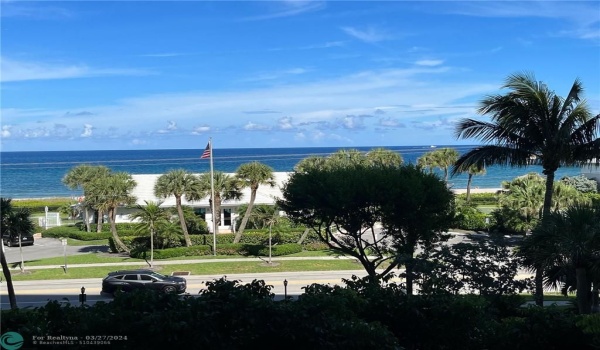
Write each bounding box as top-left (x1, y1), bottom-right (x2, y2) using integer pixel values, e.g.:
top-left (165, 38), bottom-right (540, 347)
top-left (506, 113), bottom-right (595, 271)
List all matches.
top-left (43, 226), bottom-right (112, 240)
top-left (453, 205), bottom-right (489, 231)
top-left (456, 192), bottom-right (499, 205)
top-left (489, 207), bottom-right (537, 234)
top-left (130, 245), bottom-right (212, 259)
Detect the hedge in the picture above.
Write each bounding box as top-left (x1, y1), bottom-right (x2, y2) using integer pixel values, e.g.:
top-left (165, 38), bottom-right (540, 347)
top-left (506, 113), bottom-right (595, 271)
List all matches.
top-left (190, 231), bottom-right (320, 246)
top-left (43, 226), bottom-right (112, 240)
top-left (456, 192), bottom-right (500, 205)
top-left (128, 243), bottom-right (303, 259)
top-left (130, 245), bottom-right (213, 259)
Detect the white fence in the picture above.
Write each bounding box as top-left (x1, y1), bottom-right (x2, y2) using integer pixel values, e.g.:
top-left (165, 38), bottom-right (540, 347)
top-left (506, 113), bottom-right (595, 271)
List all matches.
top-left (38, 212), bottom-right (61, 228)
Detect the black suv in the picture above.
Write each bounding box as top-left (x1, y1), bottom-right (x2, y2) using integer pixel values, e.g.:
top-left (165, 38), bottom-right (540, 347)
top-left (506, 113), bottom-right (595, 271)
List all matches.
top-left (101, 270), bottom-right (187, 295)
top-left (2, 233), bottom-right (34, 247)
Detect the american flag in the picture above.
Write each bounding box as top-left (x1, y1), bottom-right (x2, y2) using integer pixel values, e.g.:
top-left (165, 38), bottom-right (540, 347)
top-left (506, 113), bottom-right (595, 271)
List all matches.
top-left (200, 142), bottom-right (211, 159)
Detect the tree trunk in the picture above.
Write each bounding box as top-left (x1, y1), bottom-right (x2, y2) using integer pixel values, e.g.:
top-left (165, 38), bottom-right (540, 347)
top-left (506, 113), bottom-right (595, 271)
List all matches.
top-left (109, 208), bottom-right (129, 253)
top-left (592, 281), bottom-right (599, 313)
top-left (533, 170), bottom-right (556, 306)
top-left (0, 242), bottom-right (18, 309)
top-left (404, 248), bottom-right (416, 295)
top-left (576, 267), bottom-right (592, 314)
top-left (466, 174), bottom-right (473, 202)
top-left (233, 187), bottom-right (257, 243)
top-left (176, 196), bottom-right (192, 247)
top-left (297, 228), bottom-right (311, 244)
top-left (97, 209), bottom-right (104, 232)
top-left (84, 206), bottom-right (91, 232)
top-left (150, 225), bottom-right (154, 268)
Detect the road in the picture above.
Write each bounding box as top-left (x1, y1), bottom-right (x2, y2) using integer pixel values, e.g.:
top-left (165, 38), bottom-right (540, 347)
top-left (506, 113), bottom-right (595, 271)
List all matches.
top-left (0, 270), bottom-right (376, 308)
top-left (3, 238), bottom-right (109, 264)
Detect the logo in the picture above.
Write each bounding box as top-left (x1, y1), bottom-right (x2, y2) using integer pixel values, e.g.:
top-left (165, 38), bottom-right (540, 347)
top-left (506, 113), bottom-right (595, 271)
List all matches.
top-left (0, 332), bottom-right (24, 350)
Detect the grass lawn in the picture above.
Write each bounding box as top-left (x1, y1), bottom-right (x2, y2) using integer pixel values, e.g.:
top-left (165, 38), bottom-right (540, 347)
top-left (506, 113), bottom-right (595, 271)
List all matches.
top-left (7, 259), bottom-right (364, 281)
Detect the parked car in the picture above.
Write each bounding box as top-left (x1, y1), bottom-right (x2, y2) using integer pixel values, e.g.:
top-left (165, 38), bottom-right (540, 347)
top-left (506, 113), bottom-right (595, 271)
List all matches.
top-left (101, 269), bottom-right (187, 295)
top-left (2, 233), bottom-right (34, 247)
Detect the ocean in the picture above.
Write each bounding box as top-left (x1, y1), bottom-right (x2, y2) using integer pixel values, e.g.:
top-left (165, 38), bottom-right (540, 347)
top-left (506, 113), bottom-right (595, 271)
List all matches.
top-left (0, 145), bottom-right (586, 199)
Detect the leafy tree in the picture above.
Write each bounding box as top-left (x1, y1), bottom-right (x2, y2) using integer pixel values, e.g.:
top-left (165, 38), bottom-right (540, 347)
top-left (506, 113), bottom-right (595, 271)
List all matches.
top-left (431, 147), bottom-right (460, 183)
top-left (279, 158), bottom-right (453, 286)
top-left (62, 165), bottom-right (110, 232)
top-left (365, 148), bottom-right (403, 167)
top-left (234, 162), bottom-right (275, 243)
top-left (453, 72), bottom-right (600, 305)
top-left (0, 198), bottom-right (17, 309)
top-left (154, 169), bottom-right (204, 246)
top-left (413, 238), bottom-right (532, 296)
top-left (377, 165), bottom-right (455, 294)
top-left (87, 172), bottom-right (137, 252)
top-left (198, 171), bottom-right (242, 234)
top-left (130, 201), bottom-right (169, 267)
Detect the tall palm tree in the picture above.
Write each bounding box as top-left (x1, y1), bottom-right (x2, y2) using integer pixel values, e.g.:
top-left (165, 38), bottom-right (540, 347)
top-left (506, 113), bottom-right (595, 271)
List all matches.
top-left (62, 165), bottom-right (110, 232)
top-left (417, 151), bottom-right (436, 174)
top-left (130, 201), bottom-right (169, 268)
top-left (0, 198), bottom-right (17, 309)
top-left (453, 72), bottom-right (600, 306)
top-left (87, 172), bottom-right (137, 253)
top-left (431, 148), bottom-right (459, 182)
top-left (198, 171), bottom-right (242, 234)
top-left (464, 164), bottom-right (486, 202)
top-left (154, 169), bottom-right (204, 247)
top-left (365, 148), bottom-right (403, 167)
top-left (7, 207), bottom-right (35, 272)
top-left (234, 162), bottom-right (276, 243)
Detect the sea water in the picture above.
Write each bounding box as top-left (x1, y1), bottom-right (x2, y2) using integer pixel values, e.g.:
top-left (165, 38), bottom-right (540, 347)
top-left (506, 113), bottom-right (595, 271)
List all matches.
top-left (0, 146), bottom-right (585, 199)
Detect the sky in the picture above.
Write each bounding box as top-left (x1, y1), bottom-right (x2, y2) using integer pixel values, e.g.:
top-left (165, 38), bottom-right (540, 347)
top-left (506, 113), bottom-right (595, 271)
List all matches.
top-left (1, 0), bottom-right (599, 152)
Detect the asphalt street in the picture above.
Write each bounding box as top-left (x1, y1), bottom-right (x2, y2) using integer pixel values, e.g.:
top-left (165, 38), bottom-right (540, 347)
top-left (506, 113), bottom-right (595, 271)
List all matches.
top-left (3, 237), bottom-right (109, 264)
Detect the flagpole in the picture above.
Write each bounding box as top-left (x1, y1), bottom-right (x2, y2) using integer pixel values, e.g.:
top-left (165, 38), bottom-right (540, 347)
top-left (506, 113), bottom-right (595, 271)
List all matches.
top-left (209, 138), bottom-right (217, 256)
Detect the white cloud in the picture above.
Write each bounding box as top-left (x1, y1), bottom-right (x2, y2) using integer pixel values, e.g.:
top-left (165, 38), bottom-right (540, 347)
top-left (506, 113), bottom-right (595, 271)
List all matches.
top-left (191, 125), bottom-right (211, 134)
top-left (1, 125), bottom-right (12, 138)
top-left (1, 57), bottom-right (151, 82)
top-left (243, 122), bottom-right (270, 131)
top-left (241, 1), bottom-right (325, 21)
top-left (341, 26), bottom-right (391, 43)
top-left (278, 117), bottom-right (295, 130)
top-left (415, 59), bottom-right (444, 67)
top-left (81, 124), bottom-right (93, 137)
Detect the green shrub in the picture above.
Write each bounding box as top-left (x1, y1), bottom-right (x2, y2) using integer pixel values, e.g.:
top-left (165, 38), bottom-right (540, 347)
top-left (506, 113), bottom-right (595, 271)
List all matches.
top-left (257, 243), bottom-right (302, 256)
top-left (453, 205), bottom-right (489, 231)
top-left (303, 241), bottom-right (330, 251)
top-left (43, 226), bottom-right (112, 240)
top-left (456, 192), bottom-right (499, 205)
top-left (130, 245), bottom-right (212, 259)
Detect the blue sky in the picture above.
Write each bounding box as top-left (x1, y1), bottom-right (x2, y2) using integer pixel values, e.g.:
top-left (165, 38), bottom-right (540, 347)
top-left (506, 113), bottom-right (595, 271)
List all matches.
top-left (1, 0), bottom-right (599, 152)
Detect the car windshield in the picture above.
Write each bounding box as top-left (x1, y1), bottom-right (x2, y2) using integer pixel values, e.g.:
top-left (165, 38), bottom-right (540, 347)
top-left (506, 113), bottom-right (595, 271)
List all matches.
top-left (148, 272), bottom-right (167, 280)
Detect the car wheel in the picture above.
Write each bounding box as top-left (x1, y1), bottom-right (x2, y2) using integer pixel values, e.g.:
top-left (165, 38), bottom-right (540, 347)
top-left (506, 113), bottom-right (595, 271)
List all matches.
top-left (163, 286), bottom-right (176, 294)
top-left (5, 241), bottom-right (11, 247)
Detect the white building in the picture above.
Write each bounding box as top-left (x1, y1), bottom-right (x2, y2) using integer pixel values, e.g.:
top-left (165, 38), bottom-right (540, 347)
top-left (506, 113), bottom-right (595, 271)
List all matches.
top-left (114, 172), bottom-right (291, 233)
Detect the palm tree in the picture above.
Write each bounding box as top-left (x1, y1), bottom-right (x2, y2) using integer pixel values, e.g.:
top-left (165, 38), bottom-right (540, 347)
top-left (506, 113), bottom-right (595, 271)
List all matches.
top-left (234, 162), bottom-right (276, 243)
top-left (365, 148), bottom-right (403, 167)
top-left (521, 204), bottom-right (600, 314)
top-left (464, 164), bottom-right (486, 202)
top-left (198, 171), bottom-right (242, 234)
top-left (417, 151), bottom-right (436, 174)
top-left (453, 73), bottom-right (600, 305)
top-left (63, 165), bottom-right (110, 232)
top-left (130, 201), bottom-right (169, 268)
top-left (87, 172), bottom-right (137, 253)
top-left (0, 198), bottom-right (17, 309)
top-left (7, 208), bottom-right (35, 272)
top-left (154, 169), bottom-right (204, 247)
top-left (431, 148), bottom-right (459, 182)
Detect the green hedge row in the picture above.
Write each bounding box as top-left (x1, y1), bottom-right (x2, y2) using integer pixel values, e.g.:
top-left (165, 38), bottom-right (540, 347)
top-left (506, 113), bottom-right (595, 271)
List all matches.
top-left (129, 243), bottom-right (303, 259)
top-left (43, 226), bottom-right (113, 240)
top-left (190, 231), bottom-right (319, 245)
top-left (455, 192), bottom-right (500, 205)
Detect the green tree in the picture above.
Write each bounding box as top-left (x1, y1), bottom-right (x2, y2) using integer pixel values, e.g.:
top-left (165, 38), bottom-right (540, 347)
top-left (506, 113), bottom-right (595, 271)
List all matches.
top-left (199, 171), bottom-right (242, 234)
top-left (1, 198), bottom-right (18, 309)
top-left (279, 158), bottom-right (454, 285)
top-left (365, 148), bottom-right (403, 167)
top-left (431, 148), bottom-right (460, 182)
top-left (154, 169), bottom-right (204, 247)
top-left (520, 204), bottom-right (600, 314)
top-left (453, 73), bottom-right (600, 305)
top-left (87, 172), bottom-right (137, 253)
top-left (130, 201), bottom-right (169, 267)
top-left (7, 207), bottom-right (35, 272)
top-left (417, 152), bottom-right (436, 174)
top-left (234, 162), bottom-right (275, 243)
top-left (62, 165), bottom-right (110, 232)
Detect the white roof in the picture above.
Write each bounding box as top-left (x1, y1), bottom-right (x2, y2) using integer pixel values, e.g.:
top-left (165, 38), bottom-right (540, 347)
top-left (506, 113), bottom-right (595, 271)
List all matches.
top-left (130, 172), bottom-right (290, 208)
